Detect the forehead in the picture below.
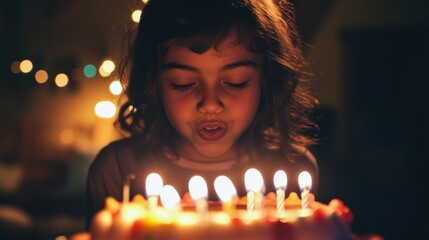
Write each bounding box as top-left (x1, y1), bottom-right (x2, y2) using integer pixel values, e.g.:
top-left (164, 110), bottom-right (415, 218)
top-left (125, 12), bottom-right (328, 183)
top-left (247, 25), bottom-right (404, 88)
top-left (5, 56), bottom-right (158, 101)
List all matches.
top-left (163, 32), bottom-right (260, 63)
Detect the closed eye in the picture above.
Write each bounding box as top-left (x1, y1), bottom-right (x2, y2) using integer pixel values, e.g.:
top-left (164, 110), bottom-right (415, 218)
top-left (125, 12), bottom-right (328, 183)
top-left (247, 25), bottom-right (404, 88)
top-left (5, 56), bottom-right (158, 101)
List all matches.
top-left (170, 83), bottom-right (195, 92)
top-left (224, 80), bottom-right (249, 90)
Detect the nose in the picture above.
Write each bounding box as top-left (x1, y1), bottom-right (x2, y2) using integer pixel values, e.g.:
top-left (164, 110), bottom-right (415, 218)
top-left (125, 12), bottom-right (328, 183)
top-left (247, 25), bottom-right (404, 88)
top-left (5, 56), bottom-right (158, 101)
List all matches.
top-left (197, 87), bottom-right (224, 114)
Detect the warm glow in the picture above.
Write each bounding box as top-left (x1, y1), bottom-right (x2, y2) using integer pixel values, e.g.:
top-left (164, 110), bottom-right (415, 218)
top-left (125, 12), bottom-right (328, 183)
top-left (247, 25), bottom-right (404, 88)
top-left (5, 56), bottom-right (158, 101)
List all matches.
top-left (55, 73), bottom-right (69, 87)
top-left (212, 212), bottom-right (231, 224)
top-left (132, 10), bottom-right (142, 23)
top-left (188, 175), bottom-right (208, 200)
top-left (298, 171), bottom-right (312, 190)
top-left (142, 0), bottom-right (149, 4)
top-left (176, 212), bottom-right (199, 225)
top-left (273, 170), bottom-right (287, 189)
top-left (214, 175), bottom-right (237, 202)
top-left (109, 80), bottom-right (123, 95)
top-left (59, 129), bottom-right (75, 145)
top-left (10, 61), bottom-right (21, 74)
top-left (93, 210), bottom-right (113, 230)
top-left (121, 204), bottom-right (146, 223)
top-left (35, 70), bottom-right (48, 84)
top-left (20, 59), bottom-right (33, 73)
top-left (160, 185), bottom-right (181, 210)
top-left (94, 101), bottom-right (116, 118)
top-left (146, 173), bottom-right (163, 196)
top-left (244, 168), bottom-right (264, 192)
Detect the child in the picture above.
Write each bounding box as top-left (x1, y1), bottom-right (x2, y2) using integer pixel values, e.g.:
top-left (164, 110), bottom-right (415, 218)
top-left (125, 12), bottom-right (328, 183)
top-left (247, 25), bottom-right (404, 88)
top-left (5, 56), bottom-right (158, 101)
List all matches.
top-left (86, 0), bottom-right (319, 227)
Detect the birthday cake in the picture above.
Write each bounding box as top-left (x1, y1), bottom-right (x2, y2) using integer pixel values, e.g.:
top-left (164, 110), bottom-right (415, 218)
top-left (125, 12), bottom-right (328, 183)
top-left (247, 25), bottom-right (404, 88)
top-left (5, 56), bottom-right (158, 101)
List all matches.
top-left (73, 170), bottom-right (353, 240)
top-left (84, 193), bottom-right (352, 240)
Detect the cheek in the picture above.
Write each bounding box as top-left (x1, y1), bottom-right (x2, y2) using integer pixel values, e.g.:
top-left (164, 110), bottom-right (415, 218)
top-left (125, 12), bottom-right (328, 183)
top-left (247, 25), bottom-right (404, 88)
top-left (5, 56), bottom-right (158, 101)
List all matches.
top-left (161, 90), bottom-right (178, 124)
top-left (248, 94), bottom-right (261, 119)
top-left (161, 92), bottom-right (192, 129)
top-left (234, 90), bottom-right (261, 123)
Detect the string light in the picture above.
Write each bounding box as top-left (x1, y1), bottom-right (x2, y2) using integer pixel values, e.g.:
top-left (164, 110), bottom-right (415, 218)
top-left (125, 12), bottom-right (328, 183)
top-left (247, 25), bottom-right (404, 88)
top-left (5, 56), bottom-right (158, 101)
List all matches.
top-left (20, 60), bottom-right (33, 73)
top-left (109, 80), bottom-right (123, 95)
top-left (83, 64), bottom-right (97, 78)
top-left (131, 10), bottom-right (142, 23)
top-left (95, 101), bottom-right (116, 118)
top-left (35, 70), bottom-right (49, 84)
top-left (55, 73), bottom-right (69, 87)
top-left (10, 61), bottom-right (21, 74)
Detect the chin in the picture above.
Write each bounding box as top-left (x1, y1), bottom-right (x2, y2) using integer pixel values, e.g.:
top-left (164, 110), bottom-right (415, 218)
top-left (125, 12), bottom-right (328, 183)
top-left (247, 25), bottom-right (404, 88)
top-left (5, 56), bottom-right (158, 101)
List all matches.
top-left (195, 143), bottom-right (235, 160)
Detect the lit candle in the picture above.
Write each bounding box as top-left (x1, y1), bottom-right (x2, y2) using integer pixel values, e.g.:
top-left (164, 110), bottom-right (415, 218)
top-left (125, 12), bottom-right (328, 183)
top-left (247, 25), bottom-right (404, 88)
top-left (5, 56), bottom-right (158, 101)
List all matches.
top-left (123, 173), bottom-right (135, 204)
top-left (188, 175), bottom-right (208, 219)
top-left (273, 170), bottom-right (287, 216)
top-left (214, 175), bottom-right (237, 215)
top-left (298, 171), bottom-right (312, 209)
top-left (160, 185), bottom-right (181, 211)
top-left (245, 168), bottom-right (264, 214)
top-left (145, 173), bottom-right (163, 210)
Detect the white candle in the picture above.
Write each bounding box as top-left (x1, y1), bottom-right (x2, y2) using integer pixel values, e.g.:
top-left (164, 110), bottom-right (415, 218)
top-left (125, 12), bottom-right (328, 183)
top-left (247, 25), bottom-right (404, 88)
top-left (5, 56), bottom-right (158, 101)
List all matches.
top-left (245, 168), bottom-right (264, 214)
top-left (188, 175), bottom-right (208, 219)
top-left (145, 173), bottom-right (163, 210)
top-left (273, 170), bottom-right (287, 216)
top-left (123, 174), bottom-right (135, 204)
top-left (298, 171), bottom-right (312, 209)
top-left (214, 176), bottom-right (237, 215)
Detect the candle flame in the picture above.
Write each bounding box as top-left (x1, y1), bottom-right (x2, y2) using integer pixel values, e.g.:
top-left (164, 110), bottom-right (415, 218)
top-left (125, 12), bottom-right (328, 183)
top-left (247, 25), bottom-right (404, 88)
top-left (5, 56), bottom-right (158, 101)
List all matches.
top-left (160, 185), bottom-right (181, 210)
top-left (273, 170), bottom-right (287, 189)
top-left (298, 171), bottom-right (312, 190)
top-left (244, 168), bottom-right (264, 192)
top-left (188, 175), bottom-right (208, 200)
top-left (146, 173), bottom-right (163, 196)
top-left (214, 175), bottom-right (237, 202)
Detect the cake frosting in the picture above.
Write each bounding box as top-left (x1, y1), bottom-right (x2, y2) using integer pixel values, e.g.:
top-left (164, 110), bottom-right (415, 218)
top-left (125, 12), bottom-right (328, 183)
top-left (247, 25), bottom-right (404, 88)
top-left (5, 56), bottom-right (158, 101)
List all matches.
top-left (83, 192), bottom-right (353, 240)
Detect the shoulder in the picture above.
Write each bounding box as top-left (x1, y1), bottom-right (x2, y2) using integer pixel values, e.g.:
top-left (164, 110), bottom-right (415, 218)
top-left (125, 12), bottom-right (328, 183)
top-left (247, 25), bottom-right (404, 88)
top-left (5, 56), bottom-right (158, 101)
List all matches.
top-left (88, 137), bottom-right (143, 177)
top-left (88, 136), bottom-right (165, 177)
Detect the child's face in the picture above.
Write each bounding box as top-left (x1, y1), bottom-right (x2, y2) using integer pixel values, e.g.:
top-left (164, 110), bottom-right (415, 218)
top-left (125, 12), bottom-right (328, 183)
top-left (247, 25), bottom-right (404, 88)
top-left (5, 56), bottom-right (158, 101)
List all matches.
top-left (160, 33), bottom-right (262, 160)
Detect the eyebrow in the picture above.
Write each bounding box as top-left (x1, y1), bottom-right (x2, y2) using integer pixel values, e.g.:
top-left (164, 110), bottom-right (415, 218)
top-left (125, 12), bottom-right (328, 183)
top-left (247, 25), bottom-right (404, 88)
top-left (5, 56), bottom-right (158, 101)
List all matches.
top-left (161, 60), bottom-right (258, 73)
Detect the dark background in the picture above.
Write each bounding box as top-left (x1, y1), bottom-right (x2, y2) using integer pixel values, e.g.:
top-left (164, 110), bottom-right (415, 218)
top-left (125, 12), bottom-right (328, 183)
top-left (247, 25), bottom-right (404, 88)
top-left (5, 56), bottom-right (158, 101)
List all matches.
top-left (0, 0), bottom-right (428, 239)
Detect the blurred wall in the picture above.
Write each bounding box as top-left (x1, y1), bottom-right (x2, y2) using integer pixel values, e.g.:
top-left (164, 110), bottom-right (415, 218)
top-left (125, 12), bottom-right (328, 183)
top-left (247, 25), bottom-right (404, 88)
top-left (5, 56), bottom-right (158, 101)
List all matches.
top-left (307, 1), bottom-right (428, 239)
top-left (309, 0), bottom-right (428, 151)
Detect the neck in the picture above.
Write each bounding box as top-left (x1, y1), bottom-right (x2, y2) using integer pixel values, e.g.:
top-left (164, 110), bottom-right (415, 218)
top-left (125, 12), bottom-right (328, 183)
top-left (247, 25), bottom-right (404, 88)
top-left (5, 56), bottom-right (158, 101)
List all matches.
top-left (164, 144), bottom-right (250, 171)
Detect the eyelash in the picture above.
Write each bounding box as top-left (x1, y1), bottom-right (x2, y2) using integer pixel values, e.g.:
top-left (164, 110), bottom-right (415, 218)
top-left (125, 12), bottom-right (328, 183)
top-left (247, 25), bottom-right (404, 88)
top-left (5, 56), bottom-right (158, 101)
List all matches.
top-left (169, 80), bottom-right (249, 92)
top-left (170, 83), bottom-right (195, 92)
top-left (225, 80), bottom-right (249, 89)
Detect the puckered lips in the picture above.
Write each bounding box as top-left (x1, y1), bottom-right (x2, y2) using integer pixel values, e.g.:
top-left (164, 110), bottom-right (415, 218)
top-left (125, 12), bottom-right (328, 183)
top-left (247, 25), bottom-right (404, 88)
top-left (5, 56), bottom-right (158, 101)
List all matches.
top-left (197, 121), bottom-right (227, 141)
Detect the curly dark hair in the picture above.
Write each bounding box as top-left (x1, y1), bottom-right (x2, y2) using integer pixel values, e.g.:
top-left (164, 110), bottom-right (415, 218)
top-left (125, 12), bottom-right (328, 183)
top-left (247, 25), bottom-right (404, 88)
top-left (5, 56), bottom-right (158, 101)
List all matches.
top-left (116, 0), bottom-right (318, 155)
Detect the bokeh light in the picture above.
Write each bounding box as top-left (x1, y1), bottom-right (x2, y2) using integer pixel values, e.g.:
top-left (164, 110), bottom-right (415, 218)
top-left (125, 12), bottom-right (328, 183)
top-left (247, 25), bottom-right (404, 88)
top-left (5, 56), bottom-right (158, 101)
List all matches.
top-left (98, 66), bottom-right (111, 77)
top-left (71, 68), bottom-right (84, 81)
top-left (35, 70), bottom-right (49, 84)
top-left (10, 61), bottom-right (21, 74)
top-left (101, 59), bottom-right (115, 74)
top-left (83, 64), bottom-right (97, 78)
top-left (55, 73), bottom-right (69, 87)
top-left (132, 10), bottom-right (142, 23)
top-left (109, 80), bottom-right (123, 95)
top-left (95, 101), bottom-right (116, 118)
top-left (20, 59), bottom-right (33, 73)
